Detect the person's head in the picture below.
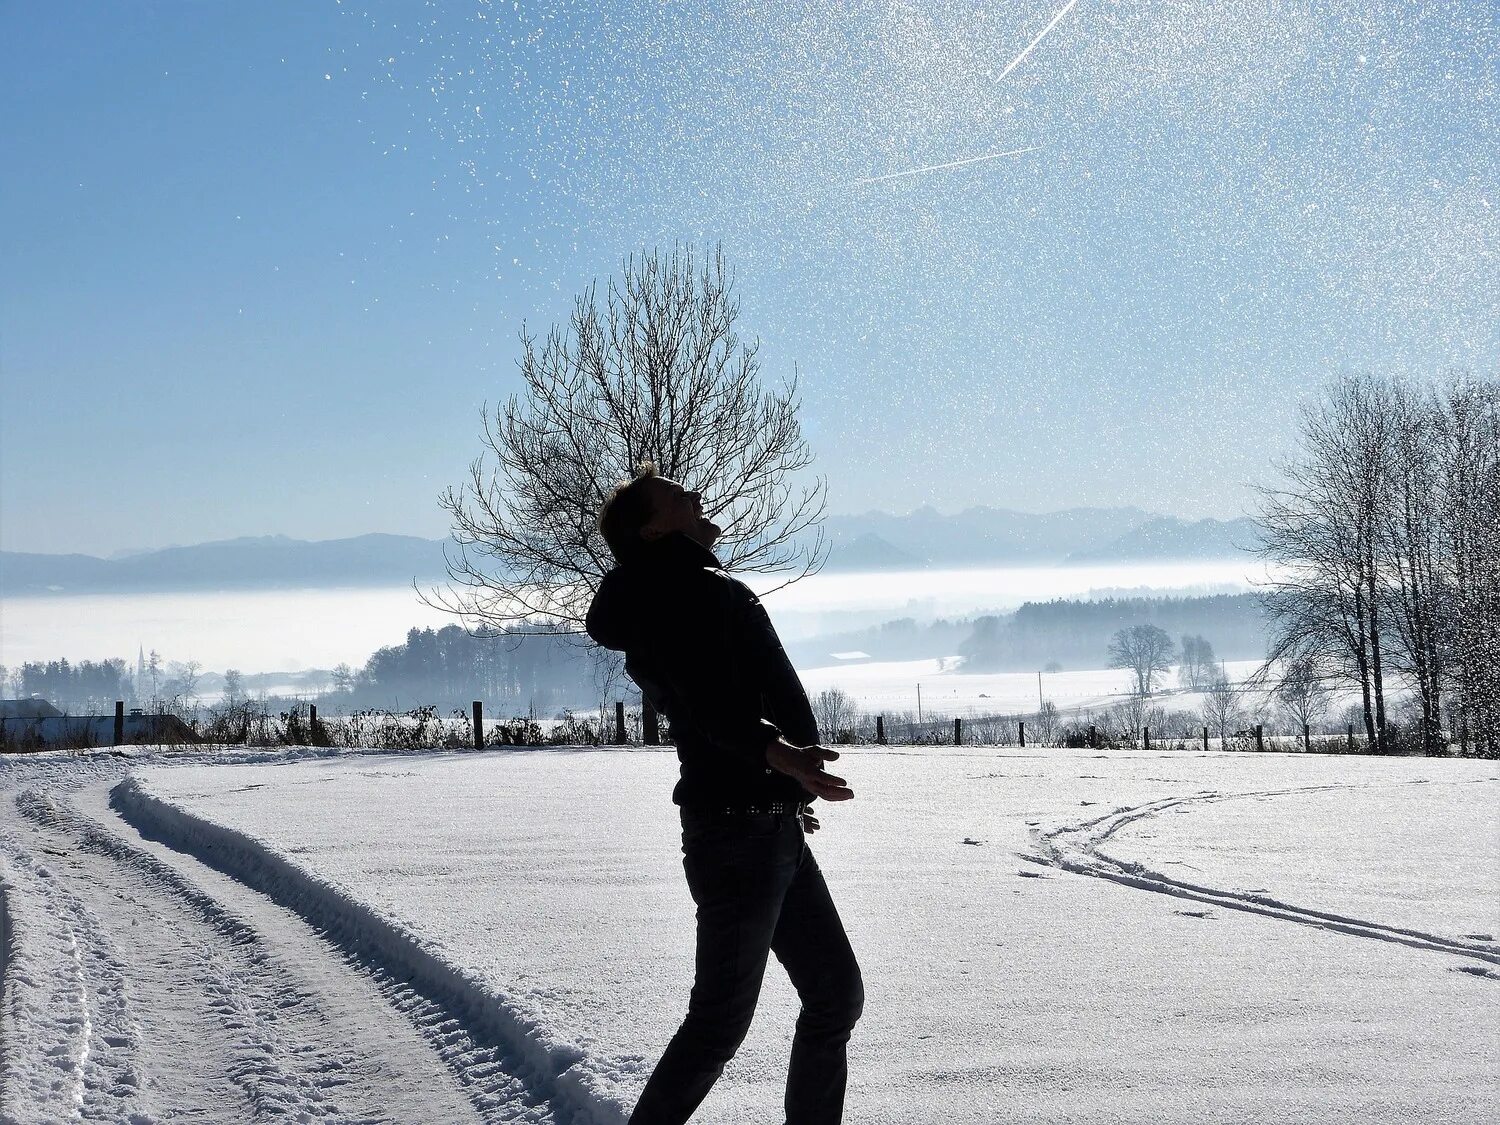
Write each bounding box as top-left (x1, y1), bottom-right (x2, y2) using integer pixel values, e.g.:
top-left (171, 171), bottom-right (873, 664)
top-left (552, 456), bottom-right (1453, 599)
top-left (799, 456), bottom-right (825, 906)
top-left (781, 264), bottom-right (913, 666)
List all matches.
top-left (598, 462), bottom-right (721, 563)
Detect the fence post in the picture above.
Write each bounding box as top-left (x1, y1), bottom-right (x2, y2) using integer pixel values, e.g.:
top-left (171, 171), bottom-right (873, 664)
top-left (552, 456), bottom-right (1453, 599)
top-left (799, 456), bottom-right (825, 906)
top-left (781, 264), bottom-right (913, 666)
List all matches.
top-left (1255, 724), bottom-right (1264, 753)
top-left (1089, 724), bottom-right (1097, 750)
top-left (875, 715), bottom-right (885, 744)
top-left (309, 703), bottom-right (317, 726)
top-left (615, 701), bottom-right (627, 745)
top-left (1347, 723), bottom-right (1355, 753)
top-left (643, 697), bottom-right (659, 745)
top-left (1302, 722), bottom-right (1311, 754)
top-left (1202, 725), bottom-right (1209, 753)
top-left (472, 700), bottom-right (483, 750)
top-left (1018, 720), bottom-right (1026, 748)
top-left (1143, 727), bottom-right (1150, 753)
top-left (954, 717), bottom-right (962, 746)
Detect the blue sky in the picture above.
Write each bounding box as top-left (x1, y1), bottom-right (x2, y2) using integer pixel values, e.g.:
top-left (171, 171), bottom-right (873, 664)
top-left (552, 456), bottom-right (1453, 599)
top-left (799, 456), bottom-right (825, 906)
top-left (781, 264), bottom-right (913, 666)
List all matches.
top-left (3, 1), bottom-right (1495, 556)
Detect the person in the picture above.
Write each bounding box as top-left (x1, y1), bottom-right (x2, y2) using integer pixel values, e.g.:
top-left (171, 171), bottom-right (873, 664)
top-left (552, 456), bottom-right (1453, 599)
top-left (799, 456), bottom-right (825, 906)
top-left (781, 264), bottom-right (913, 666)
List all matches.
top-left (585, 462), bottom-right (863, 1125)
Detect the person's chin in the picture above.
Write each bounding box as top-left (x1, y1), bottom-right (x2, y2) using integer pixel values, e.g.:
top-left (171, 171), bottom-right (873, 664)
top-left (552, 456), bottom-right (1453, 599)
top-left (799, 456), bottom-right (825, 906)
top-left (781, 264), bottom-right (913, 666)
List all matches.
top-left (691, 518), bottom-right (722, 546)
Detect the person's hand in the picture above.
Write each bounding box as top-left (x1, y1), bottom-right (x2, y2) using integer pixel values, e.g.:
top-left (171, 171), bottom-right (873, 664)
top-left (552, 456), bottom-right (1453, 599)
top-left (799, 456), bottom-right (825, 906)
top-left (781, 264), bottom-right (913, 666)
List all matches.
top-left (801, 810), bottom-right (821, 835)
top-left (765, 739), bottom-right (854, 802)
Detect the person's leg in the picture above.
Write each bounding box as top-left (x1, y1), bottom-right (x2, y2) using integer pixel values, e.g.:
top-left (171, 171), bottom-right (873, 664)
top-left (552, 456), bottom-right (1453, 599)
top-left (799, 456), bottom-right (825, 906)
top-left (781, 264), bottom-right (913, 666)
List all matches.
top-left (629, 814), bottom-right (802, 1125)
top-left (772, 842), bottom-right (864, 1125)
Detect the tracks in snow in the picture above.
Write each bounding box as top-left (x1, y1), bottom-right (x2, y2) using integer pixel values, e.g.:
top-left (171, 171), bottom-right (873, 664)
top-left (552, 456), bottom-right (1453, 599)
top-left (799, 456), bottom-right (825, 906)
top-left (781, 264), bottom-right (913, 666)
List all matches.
top-left (0, 783), bottom-right (561, 1124)
top-left (1021, 779), bottom-right (1500, 971)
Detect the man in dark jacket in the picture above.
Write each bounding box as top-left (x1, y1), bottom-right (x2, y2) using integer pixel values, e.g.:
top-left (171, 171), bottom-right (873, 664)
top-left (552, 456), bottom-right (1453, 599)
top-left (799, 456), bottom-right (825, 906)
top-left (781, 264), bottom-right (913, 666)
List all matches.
top-left (585, 463), bottom-right (863, 1125)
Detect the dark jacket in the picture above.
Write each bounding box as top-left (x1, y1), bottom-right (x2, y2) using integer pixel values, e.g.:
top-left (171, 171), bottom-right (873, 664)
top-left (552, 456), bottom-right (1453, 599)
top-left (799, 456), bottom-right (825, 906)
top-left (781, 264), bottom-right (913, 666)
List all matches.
top-left (585, 532), bottom-right (819, 807)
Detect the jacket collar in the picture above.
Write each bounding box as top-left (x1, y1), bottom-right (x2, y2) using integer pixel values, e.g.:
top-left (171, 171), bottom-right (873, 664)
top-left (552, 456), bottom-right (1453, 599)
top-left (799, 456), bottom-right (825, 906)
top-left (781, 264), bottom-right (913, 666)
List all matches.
top-left (638, 530), bottom-right (723, 571)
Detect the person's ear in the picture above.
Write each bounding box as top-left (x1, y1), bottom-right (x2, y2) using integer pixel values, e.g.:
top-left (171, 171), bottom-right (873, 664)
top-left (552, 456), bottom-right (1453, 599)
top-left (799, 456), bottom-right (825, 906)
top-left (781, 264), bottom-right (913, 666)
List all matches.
top-left (640, 522), bottom-right (665, 542)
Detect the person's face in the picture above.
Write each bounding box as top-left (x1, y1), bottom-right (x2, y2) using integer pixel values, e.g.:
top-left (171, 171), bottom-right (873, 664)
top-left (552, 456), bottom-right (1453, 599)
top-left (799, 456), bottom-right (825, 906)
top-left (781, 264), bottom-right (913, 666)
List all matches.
top-left (641, 477), bottom-right (720, 547)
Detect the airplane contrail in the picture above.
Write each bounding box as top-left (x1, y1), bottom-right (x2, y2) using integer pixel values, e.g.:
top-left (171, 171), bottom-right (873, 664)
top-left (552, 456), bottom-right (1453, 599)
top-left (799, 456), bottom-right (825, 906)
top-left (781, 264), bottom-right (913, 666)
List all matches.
top-left (848, 145), bottom-right (1042, 187)
top-left (995, 0), bottom-right (1080, 84)
top-left (846, 2), bottom-right (1077, 189)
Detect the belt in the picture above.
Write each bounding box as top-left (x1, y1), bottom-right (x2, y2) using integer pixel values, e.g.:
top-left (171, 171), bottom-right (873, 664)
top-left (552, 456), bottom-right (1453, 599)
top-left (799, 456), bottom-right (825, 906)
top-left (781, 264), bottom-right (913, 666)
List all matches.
top-left (694, 801), bottom-right (805, 817)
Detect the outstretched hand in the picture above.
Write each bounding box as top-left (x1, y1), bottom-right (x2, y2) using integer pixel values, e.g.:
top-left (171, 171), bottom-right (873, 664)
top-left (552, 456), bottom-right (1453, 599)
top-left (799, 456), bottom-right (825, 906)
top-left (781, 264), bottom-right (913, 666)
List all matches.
top-left (765, 739), bottom-right (854, 803)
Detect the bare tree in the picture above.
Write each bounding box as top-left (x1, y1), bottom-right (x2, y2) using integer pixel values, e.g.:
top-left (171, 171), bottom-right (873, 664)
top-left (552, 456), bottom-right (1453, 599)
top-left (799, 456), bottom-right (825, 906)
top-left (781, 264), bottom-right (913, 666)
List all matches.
top-left (146, 649), bottom-right (163, 706)
top-left (1034, 699), bottom-right (1061, 746)
top-left (1107, 624), bottom-right (1177, 699)
top-left (1259, 372), bottom-right (1499, 758)
top-left (813, 687), bottom-right (860, 745)
top-left (427, 244), bottom-right (826, 647)
top-left (330, 663), bottom-right (356, 695)
top-left (1202, 667), bottom-right (1244, 748)
top-left (1178, 634), bottom-right (1216, 690)
top-left (1435, 376), bottom-right (1500, 756)
top-left (223, 668), bottom-right (244, 707)
top-left (1274, 655), bottom-right (1332, 747)
top-left (1256, 375), bottom-right (1394, 751)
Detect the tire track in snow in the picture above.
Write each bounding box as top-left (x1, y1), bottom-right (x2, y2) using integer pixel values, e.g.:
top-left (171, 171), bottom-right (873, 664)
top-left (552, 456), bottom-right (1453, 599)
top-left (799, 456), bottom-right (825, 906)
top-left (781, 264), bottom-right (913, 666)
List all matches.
top-left (108, 778), bottom-right (621, 1125)
top-left (0, 801), bottom-right (149, 1124)
top-left (1021, 779), bottom-right (1500, 969)
top-left (11, 787), bottom-right (513, 1124)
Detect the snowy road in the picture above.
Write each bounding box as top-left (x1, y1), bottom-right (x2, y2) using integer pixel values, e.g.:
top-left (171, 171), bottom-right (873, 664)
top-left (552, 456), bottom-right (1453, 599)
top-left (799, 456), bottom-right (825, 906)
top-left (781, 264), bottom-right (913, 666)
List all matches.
top-left (0, 763), bottom-right (552, 1125)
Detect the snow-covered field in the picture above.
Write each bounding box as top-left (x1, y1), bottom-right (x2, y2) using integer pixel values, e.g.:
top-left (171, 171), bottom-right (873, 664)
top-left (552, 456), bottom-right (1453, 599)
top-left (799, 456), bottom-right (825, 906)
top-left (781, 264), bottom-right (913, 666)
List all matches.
top-left (1, 745), bottom-right (1495, 1124)
top-left (797, 657), bottom-right (1270, 718)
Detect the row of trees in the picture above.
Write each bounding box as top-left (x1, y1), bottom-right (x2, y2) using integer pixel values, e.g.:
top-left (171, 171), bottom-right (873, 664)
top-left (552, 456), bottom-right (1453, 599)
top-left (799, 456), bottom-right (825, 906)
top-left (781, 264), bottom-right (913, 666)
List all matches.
top-left (1256, 373), bottom-right (1499, 756)
top-left (1, 656), bottom-right (202, 713)
top-left (327, 625), bottom-right (602, 715)
top-left (958, 596), bottom-right (1264, 673)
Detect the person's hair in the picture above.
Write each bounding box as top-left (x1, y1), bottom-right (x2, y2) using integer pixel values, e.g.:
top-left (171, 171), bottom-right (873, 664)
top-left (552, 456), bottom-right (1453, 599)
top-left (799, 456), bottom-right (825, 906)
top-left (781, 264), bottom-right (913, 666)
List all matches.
top-left (598, 461), bottom-right (661, 562)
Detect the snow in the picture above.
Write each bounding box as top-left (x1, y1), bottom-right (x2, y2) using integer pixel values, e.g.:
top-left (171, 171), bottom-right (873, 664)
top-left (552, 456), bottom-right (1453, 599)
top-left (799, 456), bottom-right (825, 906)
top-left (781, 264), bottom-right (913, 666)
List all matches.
top-left (798, 656), bottom-right (1268, 717)
top-left (5, 743), bottom-right (1480, 1123)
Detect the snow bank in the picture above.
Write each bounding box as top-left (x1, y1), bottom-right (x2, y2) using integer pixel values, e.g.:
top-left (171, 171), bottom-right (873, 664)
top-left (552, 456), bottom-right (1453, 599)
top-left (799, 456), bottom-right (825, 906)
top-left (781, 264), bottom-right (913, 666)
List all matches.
top-left (110, 774), bottom-right (629, 1125)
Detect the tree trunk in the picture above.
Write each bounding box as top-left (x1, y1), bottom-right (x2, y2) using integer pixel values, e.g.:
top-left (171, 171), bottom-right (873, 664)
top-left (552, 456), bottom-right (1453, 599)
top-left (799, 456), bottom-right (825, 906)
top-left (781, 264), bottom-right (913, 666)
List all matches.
top-left (1366, 568), bottom-right (1388, 752)
top-left (1353, 584), bottom-right (1377, 746)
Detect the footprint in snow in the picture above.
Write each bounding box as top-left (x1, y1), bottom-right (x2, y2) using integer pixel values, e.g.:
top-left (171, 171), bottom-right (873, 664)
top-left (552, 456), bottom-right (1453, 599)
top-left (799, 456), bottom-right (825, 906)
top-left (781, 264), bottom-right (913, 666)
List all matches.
top-left (961, 838), bottom-right (984, 846)
top-left (1174, 909), bottom-right (1214, 919)
top-left (1463, 933), bottom-right (1495, 942)
top-left (1016, 870), bottom-right (1049, 879)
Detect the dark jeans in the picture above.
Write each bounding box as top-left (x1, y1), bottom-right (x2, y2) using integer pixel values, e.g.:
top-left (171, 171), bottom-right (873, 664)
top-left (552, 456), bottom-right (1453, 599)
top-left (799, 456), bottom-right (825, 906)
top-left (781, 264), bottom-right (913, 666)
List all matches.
top-left (628, 808), bottom-right (864, 1125)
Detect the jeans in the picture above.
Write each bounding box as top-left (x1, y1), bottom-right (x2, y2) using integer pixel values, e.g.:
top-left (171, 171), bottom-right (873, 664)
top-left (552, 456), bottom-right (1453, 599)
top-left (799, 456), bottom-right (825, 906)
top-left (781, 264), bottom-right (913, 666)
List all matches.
top-left (628, 808), bottom-right (864, 1125)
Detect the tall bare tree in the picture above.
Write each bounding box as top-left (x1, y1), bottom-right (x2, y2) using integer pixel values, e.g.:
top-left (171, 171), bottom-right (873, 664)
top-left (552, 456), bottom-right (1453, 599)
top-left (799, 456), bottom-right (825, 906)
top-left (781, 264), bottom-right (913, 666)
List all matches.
top-left (1107, 624), bottom-right (1176, 699)
top-left (1257, 375), bottom-right (1393, 751)
top-left (1378, 378), bottom-right (1445, 754)
top-left (1434, 376), bottom-right (1500, 756)
top-left (1258, 371), bottom-right (1499, 757)
top-left (426, 245), bottom-right (827, 649)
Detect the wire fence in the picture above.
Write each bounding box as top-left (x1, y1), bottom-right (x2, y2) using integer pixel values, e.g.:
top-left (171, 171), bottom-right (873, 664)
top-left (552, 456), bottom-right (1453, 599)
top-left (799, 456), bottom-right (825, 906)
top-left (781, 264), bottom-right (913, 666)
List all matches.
top-left (0, 698), bottom-right (1454, 757)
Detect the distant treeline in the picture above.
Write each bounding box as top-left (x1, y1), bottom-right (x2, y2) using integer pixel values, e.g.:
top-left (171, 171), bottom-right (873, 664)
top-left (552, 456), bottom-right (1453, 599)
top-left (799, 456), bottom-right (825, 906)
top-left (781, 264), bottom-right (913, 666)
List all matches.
top-left (958, 594), bottom-right (1267, 673)
top-left (332, 625), bottom-right (601, 715)
top-left (3, 659), bottom-right (133, 711)
top-left (11, 596), bottom-right (1269, 717)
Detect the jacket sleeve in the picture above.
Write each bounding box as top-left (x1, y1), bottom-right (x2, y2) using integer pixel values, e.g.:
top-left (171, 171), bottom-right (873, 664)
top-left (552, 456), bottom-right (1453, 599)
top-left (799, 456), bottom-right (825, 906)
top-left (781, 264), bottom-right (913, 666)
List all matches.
top-left (632, 573), bottom-right (783, 769)
top-left (736, 581), bottom-right (819, 747)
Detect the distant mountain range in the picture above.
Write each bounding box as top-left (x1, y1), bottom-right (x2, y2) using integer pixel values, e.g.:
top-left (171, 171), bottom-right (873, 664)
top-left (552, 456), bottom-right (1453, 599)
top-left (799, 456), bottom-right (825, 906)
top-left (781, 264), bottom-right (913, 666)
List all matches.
top-left (1, 510), bottom-right (1263, 597)
top-left (1, 534), bottom-right (450, 597)
top-left (820, 507), bottom-right (1262, 570)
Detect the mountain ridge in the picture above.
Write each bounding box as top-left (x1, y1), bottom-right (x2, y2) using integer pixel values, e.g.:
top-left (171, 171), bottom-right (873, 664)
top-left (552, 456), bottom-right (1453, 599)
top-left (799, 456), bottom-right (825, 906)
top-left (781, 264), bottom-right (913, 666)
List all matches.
top-left (3, 510), bottom-right (1260, 597)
